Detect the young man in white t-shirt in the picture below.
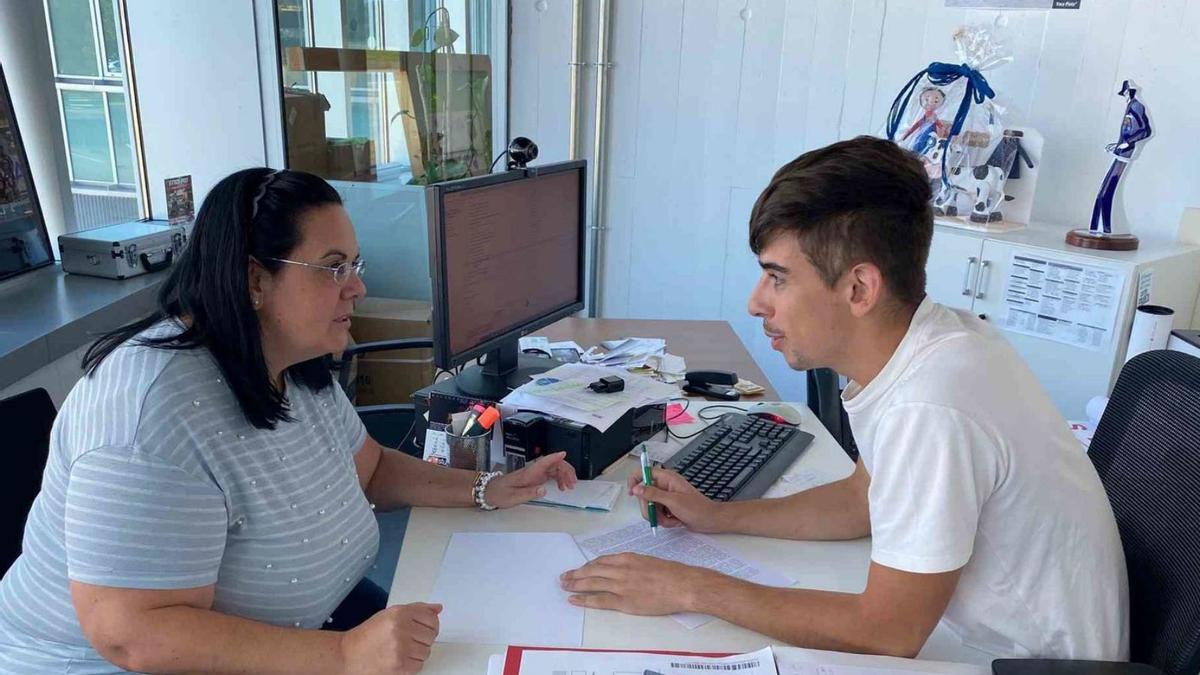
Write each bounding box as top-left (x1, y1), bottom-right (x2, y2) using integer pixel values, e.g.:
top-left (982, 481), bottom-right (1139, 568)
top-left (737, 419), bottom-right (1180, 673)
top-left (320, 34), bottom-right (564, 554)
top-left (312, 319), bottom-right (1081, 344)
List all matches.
top-left (560, 137), bottom-right (1129, 660)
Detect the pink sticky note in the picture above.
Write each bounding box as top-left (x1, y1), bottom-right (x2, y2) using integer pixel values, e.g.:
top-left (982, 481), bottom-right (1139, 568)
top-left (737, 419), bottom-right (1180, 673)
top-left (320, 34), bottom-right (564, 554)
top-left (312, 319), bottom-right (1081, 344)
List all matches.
top-left (666, 403), bottom-right (695, 426)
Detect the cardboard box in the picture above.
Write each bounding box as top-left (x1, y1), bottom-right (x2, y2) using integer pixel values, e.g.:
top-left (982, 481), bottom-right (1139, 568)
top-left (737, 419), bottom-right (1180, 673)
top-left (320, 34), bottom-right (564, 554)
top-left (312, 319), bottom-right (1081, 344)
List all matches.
top-left (326, 137), bottom-right (376, 181)
top-left (283, 89), bottom-right (330, 175)
top-left (349, 297), bottom-right (434, 405)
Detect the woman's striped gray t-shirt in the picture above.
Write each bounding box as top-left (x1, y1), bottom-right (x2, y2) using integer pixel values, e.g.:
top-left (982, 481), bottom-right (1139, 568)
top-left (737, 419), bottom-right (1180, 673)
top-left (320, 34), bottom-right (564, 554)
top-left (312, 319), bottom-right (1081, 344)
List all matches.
top-left (0, 320), bottom-right (378, 673)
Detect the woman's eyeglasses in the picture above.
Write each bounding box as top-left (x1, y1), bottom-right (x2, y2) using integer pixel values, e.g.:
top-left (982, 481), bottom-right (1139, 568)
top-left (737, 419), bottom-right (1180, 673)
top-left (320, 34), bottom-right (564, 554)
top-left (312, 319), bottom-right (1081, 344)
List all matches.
top-left (264, 257), bottom-right (366, 285)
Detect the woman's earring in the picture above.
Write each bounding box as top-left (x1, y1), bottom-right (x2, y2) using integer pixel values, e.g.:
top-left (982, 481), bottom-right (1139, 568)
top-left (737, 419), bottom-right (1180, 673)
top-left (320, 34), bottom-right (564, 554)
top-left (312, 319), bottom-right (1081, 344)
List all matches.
top-left (252, 297), bottom-right (262, 309)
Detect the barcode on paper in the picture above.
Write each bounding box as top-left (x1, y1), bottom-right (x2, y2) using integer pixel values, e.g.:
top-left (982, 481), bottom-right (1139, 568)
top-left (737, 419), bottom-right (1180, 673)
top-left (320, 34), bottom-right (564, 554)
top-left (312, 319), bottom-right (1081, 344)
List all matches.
top-left (669, 660), bottom-right (760, 671)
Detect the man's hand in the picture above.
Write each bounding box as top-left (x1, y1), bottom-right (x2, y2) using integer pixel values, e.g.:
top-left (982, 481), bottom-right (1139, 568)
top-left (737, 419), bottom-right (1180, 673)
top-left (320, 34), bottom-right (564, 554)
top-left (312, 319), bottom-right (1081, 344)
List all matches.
top-left (560, 553), bottom-right (709, 615)
top-left (486, 451), bottom-right (578, 508)
top-left (626, 467), bottom-right (726, 533)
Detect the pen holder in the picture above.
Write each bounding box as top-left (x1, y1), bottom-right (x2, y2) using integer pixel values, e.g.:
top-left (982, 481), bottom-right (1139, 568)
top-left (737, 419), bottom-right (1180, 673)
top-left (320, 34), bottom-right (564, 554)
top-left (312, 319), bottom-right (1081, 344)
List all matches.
top-left (446, 428), bottom-right (493, 472)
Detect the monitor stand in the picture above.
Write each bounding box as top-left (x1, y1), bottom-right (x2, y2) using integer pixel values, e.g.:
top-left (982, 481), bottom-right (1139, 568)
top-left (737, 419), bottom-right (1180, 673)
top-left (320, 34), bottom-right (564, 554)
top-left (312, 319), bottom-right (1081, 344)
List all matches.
top-left (454, 340), bottom-right (554, 400)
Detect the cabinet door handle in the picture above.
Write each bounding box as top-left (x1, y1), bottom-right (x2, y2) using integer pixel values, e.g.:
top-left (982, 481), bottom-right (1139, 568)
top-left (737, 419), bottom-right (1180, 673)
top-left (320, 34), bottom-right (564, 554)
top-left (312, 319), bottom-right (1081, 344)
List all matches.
top-left (974, 259), bottom-right (991, 299)
top-left (961, 257), bottom-right (978, 296)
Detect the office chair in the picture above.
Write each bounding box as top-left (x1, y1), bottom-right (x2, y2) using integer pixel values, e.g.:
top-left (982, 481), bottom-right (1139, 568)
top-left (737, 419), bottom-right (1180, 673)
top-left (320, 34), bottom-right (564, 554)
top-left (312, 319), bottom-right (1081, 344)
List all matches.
top-left (1089, 350), bottom-right (1200, 674)
top-left (806, 367), bottom-right (857, 460)
top-left (997, 351), bottom-right (1200, 674)
top-left (0, 388), bottom-right (56, 576)
top-left (335, 337), bottom-right (433, 457)
top-left (333, 338), bottom-right (434, 621)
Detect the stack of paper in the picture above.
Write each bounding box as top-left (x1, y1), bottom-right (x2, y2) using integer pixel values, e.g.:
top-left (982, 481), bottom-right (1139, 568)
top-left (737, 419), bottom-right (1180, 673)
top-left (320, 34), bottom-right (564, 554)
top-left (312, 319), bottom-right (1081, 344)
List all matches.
top-left (501, 363), bottom-right (679, 432)
top-left (581, 337), bottom-right (666, 368)
top-left (640, 352), bottom-right (687, 382)
top-left (531, 479), bottom-right (622, 511)
top-left (518, 336), bottom-right (585, 361)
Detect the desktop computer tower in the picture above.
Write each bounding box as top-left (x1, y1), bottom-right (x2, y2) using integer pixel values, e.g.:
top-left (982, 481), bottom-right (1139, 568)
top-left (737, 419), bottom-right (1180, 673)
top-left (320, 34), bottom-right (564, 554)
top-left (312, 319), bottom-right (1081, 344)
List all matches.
top-left (410, 378), bottom-right (666, 479)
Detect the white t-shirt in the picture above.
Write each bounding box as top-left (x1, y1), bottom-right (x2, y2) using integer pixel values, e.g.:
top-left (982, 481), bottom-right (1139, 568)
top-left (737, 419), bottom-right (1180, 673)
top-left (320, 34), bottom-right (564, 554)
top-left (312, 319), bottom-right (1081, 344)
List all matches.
top-left (841, 297), bottom-right (1129, 660)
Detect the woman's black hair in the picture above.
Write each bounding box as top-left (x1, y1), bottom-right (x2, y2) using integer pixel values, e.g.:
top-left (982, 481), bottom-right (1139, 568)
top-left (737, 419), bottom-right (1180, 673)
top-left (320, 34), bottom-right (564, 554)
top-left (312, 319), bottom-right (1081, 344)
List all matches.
top-left (82, 168), bottom-right (344, 430)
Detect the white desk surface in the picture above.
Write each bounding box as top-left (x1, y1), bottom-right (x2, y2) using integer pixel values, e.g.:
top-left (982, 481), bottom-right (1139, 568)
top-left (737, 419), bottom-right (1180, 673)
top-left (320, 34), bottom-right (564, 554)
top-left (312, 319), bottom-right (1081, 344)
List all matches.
top-left (388, 401), bottom-right (992, 674)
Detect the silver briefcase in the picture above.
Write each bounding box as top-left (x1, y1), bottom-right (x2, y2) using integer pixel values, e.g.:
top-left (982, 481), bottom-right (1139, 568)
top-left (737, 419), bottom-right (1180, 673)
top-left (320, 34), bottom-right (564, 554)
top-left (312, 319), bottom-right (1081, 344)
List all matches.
top-left (58, 220), bottom-right (186, 280)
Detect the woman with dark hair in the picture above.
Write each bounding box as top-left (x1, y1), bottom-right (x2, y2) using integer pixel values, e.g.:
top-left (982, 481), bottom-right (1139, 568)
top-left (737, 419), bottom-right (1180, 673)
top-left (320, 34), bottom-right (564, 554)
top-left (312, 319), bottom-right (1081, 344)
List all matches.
top-left (0, 168), bottom-right (576, 674)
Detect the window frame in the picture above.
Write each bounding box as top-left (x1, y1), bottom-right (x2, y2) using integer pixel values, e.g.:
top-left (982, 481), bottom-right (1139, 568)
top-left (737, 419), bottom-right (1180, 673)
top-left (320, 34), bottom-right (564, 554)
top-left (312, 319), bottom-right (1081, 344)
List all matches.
top-left (272, 0), bottom-right (500, 178)
top-left (44, 0), bottom-right (142, 195)
top-left (55, 83), bottom-right (123, 187)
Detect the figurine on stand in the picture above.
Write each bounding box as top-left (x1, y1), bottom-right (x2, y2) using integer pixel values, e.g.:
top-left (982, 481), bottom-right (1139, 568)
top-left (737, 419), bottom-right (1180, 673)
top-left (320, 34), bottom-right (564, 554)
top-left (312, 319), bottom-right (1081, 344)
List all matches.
top-left (1068, 79), bottom-right (1151, 250)
top-left (1091, 80), bottom-right (1151, 235)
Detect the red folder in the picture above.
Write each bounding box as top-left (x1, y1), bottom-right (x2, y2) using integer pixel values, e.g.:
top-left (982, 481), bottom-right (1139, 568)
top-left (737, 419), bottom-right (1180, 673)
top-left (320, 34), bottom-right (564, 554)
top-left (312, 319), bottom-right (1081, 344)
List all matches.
top-left (503, 645), bottom-right (736, 675)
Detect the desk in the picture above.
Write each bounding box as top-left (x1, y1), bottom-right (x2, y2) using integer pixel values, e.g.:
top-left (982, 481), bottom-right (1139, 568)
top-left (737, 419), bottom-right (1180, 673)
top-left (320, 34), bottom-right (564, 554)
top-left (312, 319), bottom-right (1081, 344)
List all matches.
top-left (539, 317), bottom-right (780, 400)
top-left (0, 263), bottom-right (167, 391)
top-left (388, 401), bottom-right (991, 674)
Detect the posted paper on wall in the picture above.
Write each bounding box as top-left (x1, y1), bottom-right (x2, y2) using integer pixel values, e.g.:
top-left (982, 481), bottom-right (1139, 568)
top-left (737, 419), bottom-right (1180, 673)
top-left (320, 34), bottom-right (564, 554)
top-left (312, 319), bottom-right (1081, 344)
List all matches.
top-left (1001, 254), bottom-right (1124, 351)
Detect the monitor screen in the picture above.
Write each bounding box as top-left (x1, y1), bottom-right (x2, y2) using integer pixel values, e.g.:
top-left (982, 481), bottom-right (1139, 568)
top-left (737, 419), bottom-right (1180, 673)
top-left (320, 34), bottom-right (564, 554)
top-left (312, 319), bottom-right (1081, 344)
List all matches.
top-left (0, 65), bottom-right (53, 281)
top-left (435, 163), bottom-right (584, 363)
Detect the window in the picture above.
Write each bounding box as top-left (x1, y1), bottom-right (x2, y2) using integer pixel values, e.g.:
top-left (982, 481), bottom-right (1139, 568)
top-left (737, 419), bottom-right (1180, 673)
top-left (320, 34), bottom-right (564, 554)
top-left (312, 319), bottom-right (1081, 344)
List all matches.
top-left (45, 0), bottom-right (142, 230)
top-left (272, 0), bottom-right (502, 303)
top-left (275, 0), bottom-right (497, 184)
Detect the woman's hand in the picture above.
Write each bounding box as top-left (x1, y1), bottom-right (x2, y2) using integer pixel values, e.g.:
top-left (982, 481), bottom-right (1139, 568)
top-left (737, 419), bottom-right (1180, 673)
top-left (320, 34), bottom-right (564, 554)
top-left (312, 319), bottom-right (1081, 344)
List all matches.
top-left (339, 603), bottom-right (441, 674)
top-left (485, 451), bottom-right (578, 508)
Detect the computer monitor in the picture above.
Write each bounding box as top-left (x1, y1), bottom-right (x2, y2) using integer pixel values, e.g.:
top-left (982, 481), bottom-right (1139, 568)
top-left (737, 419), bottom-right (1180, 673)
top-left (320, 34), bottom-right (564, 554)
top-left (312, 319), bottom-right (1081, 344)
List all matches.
top-left (427, 160), bottom-right (586, 399)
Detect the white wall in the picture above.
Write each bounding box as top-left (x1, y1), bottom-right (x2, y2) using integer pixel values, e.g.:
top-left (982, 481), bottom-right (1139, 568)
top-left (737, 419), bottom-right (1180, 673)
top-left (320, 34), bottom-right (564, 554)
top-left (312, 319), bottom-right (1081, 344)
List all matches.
top-left (510, 0), bottom-right (1200, 401)
top-left (127, 0), bottom-right (268, 219)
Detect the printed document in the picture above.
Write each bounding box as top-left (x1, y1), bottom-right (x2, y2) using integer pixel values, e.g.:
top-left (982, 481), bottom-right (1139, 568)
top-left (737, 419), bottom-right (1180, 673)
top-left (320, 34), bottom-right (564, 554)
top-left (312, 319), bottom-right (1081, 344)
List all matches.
top-left (507, 645), bottom-right (778, 675)
top-left (576, 520), bottom-right (795, 628)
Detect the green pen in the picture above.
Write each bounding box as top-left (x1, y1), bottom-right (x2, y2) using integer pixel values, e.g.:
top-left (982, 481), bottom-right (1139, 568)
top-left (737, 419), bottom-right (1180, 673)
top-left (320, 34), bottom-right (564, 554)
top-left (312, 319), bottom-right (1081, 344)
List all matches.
top-left (640, 446), bottom-right (658, 536)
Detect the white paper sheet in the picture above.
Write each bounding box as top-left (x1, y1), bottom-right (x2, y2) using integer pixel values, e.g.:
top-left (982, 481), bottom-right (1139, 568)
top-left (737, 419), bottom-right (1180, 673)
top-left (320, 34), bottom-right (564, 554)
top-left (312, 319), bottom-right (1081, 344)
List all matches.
top-left (518, 336), bottom-right (584, 360)
top-left (428, 532), bottom-right (586, 647)
top-left (576, 520), bottom-right (795, 628)
top-left (512, 645), bottom-right (778, 675)
top-left (632, 439), bottom-right (679, 464)
top-left (762, 468), bottom-right (834, 499)
top-left (779, 663), bottom-right (951, 675)
top-left (518, 336), bottom-right (550, 352)
top-left (517, 376), bottom-right (625, 412)
top-left (532, 479), bottom-right (622, 511)
top-left (644, 352), bottom-right (688, 383)
top-left (421, 428), bottom-right (450, 465)
top-left (581, 337), bottom-right (667, 368)
top-left (1001, 253), bottom-right (1125, 351)
top-left (502, 363), bottom-right (679, 432)
top-left (486, 653), bottom-right (505, 675)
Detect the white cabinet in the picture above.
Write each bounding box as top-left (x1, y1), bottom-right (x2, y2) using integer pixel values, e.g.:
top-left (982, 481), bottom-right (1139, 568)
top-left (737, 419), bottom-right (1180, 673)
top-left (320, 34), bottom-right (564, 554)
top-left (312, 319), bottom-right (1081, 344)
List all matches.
top-left (925, 222), bottom-right (1200, 419)
top-left (926, 228), bottom-right (984, 312)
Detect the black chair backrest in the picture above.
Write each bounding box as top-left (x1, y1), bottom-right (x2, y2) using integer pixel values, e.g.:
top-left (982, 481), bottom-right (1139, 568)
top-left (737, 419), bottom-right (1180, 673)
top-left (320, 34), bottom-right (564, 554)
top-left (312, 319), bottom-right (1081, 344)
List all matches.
top-left (806, 368), bottom-right (857, 460)
top-left (0, 388), bottom-right (56, 575)
top-left (1088, 350), bottom-right (1200, 675)
top-left (336, 338), bottom-right (434, 457)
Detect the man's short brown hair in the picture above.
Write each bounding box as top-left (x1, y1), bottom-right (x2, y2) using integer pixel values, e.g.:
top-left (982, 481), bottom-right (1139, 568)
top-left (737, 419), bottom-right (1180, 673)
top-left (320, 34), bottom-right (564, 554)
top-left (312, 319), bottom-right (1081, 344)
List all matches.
top-left (749, 136), bottom-right (933, 308)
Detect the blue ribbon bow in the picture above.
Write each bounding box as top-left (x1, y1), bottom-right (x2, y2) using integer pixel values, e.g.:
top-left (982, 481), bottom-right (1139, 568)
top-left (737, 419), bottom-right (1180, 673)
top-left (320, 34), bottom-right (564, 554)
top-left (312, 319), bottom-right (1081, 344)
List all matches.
top-left (886, 62), bottom-right (996, 186)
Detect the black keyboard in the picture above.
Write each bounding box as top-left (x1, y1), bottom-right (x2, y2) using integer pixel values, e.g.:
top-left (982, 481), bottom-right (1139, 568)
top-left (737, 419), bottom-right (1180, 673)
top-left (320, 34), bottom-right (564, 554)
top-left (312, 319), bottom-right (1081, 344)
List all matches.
top-left (663, 413), bottom-right (814, 502)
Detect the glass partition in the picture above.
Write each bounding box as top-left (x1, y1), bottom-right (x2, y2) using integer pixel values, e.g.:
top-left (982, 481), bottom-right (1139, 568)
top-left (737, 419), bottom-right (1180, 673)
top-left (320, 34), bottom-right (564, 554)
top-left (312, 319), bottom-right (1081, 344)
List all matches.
top-left (274, 0), bottom-right (498, 303)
